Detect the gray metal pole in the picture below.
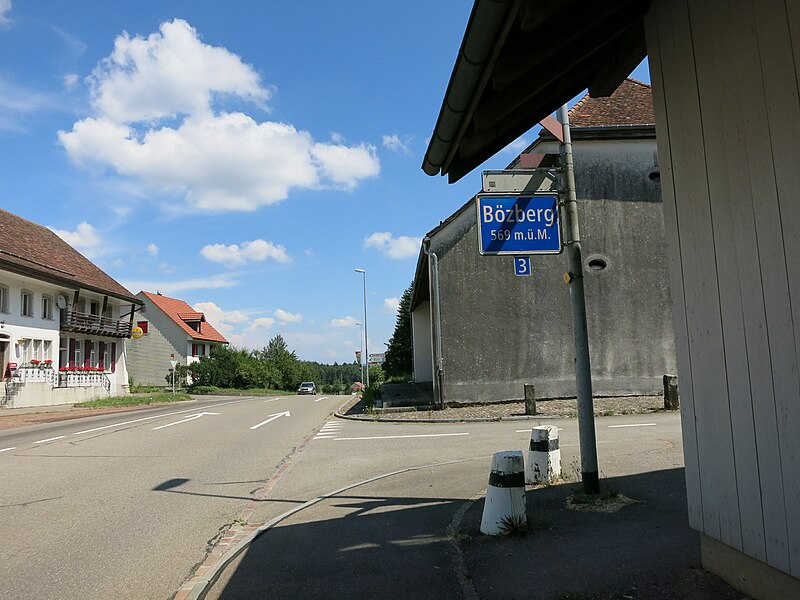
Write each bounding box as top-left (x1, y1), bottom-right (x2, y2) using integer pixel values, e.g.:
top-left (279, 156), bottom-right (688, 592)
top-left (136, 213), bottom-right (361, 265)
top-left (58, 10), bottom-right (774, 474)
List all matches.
top-left (558, 103), bottom-right (599, 494)
top-left (362, 272), bottom-right (369, 388)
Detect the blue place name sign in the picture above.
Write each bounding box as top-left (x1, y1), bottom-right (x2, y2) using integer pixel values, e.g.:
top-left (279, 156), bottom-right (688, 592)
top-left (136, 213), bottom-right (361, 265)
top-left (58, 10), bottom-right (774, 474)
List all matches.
top-left (476, 193), bottom-right (562, 255)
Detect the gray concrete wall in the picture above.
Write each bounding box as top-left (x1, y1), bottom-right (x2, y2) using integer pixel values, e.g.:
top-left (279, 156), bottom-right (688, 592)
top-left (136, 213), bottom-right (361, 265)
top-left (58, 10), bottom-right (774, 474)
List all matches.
top-left (411, 301), bottom-right (433, 382)
top-left (428, 136), bottom-right (675, 404)
top-left (126, 296), bottom-right (187, 387)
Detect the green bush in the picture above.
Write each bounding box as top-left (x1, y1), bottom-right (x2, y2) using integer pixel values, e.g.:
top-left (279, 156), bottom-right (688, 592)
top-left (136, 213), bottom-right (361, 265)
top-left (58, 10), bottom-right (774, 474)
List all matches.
top-left (362, 384), bottom-right (382, 411)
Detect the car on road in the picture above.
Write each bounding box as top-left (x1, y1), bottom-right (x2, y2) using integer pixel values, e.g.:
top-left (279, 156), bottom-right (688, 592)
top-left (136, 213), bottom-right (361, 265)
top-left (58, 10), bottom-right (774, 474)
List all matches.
top-left (297, 381), bottom-right (317, 395)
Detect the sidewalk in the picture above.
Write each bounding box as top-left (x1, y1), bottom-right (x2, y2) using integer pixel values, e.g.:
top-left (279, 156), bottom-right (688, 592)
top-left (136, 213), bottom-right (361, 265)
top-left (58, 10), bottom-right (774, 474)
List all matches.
top-left (198, 453), bottom-right (746, 600)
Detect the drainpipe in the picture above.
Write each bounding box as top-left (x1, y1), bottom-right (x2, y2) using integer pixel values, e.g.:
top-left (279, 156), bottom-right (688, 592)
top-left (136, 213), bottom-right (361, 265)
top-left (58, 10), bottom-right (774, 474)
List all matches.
top-left (423, 237), bottom-right (445, 408)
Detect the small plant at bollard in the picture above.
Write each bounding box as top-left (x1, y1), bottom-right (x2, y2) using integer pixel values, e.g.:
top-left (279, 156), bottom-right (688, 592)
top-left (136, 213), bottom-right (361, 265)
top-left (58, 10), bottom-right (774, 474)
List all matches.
top-left (498, 514), bottom-right (530, 537)
top-left (232, 516), bottom-right (248, 526)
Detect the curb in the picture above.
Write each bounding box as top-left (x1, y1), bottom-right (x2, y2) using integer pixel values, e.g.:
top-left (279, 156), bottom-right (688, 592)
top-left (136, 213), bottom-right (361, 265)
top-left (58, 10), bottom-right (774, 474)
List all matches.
top-left (333, 411), bottom-right (560, 424)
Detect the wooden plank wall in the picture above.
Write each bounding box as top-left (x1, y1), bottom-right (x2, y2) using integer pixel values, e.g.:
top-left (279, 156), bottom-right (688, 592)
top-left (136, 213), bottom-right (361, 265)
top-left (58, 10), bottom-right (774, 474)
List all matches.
top-left (645, 0), bottom-right (800, 577)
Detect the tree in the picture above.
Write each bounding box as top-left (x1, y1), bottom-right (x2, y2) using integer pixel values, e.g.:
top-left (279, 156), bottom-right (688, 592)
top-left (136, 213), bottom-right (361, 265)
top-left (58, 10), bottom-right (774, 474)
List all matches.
top-left (260, 334), bottom-right (300, 390)
top-left (383, 283), bottom-right (413, 378)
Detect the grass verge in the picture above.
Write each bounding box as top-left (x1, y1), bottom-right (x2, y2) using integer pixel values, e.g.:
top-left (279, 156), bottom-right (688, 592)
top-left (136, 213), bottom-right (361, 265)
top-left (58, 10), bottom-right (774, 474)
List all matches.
top-left (75, 392), bottom-right (193, 408)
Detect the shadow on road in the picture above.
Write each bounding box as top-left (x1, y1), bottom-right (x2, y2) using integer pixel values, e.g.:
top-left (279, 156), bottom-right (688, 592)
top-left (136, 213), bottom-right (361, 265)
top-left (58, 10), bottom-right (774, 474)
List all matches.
top-left (204, 466), bottom-right (746, 600)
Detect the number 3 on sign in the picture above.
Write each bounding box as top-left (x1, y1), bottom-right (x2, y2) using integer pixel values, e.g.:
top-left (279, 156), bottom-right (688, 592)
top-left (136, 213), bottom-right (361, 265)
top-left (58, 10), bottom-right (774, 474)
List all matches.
top-left (514, 257), bottom-right (532, 277)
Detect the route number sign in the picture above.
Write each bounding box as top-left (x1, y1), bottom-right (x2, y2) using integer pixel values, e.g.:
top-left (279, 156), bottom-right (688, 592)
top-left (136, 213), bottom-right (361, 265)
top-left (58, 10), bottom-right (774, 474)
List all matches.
top-left (476, 193), bottom-right (561, 255)
top-left (514, 257), bottom-right (532, 277)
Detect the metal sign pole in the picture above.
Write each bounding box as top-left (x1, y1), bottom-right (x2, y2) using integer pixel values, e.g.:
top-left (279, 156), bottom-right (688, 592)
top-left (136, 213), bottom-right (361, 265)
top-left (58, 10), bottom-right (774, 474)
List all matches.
top-left (558, 103), bottom-right (599, 494)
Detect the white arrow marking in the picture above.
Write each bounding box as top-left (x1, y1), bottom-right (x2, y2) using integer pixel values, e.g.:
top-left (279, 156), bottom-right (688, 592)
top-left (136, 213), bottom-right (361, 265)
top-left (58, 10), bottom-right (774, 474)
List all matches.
top-left (152, 412), bottom-right (219, 430)
top-left (315, 396), bottom-right (329, 402)
top-left (266, 397), bottom-right (281, 402)
top-left (0, 447), bottom-right (17, 453)
top-left (250, 411), bottom-right (291, 430)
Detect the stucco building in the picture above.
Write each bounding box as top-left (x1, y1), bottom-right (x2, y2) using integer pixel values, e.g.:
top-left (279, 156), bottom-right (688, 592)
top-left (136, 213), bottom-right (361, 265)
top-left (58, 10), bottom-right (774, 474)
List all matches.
top-left (126, 291), bottom-right (228, 388)
top-left (412, 80), bottom-right (674, 405)
top-left (0, 209), bottom-right (141, 407)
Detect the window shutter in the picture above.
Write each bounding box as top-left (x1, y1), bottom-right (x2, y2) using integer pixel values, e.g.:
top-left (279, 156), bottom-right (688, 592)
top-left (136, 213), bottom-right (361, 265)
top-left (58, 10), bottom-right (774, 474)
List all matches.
top-left (68, 339), bottom-right (76, 368)
top-left (99, 342), bottom-right (106, 370)
top-left (84, 340), bottom-right (92, 368)
top-left (111, 343), bottom-right (116, 373)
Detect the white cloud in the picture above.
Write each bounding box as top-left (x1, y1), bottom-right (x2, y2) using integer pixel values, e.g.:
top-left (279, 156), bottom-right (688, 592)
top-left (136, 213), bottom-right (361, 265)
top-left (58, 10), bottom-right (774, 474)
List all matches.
top-left (383, 297), bottom-right (400, 314)
top-left (364, 231), bottom-right (420, 259)
top-left (382, 133), bottom-right (412, 155)
top-left (330, 316), bottom-right (359, 328)
top-left (121, 275), bottom-right (237, 294)
top-left (192, 301), bottom-right (248, 334)
top-left (274, 308), bottom-right (303, 324)
top-left (147, 243), bottom-right (159, 256)
top-left (250, 317), bottom-right (275, 329)
top-left (58, 19), bottom-right (380, 212)
top-left (50, 222), bottom-right (102, 252)
top-left (157, 262), bottom-right (174, 274)
top-left (63, 73), bottom-right (79, 89)
top-left (0, 0), bottom-right (11, 28)
top-left (200, 239), bottom-right (289, 267)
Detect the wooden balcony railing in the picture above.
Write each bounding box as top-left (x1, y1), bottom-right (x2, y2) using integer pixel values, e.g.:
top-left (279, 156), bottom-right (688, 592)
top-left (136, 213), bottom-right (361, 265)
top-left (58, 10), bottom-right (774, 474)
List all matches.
top-left (60, 310), bottom-right (133, 338)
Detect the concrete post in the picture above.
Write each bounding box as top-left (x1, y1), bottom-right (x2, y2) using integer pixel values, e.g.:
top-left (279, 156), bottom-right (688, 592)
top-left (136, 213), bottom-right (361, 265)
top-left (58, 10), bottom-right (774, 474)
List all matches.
top-left (526, 425), bottom-right (561, 484)
top-left (663, 374), bottom-right (679, 410)
top-left (480, 451), bottom-right (526, 535)
top-left (524, 383), bottom-right (536, 415)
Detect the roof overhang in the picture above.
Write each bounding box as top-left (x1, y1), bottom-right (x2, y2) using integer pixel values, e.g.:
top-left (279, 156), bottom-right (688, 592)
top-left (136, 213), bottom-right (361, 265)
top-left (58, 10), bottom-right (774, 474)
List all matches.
top-left (422, 0), bottom-right (650, 183)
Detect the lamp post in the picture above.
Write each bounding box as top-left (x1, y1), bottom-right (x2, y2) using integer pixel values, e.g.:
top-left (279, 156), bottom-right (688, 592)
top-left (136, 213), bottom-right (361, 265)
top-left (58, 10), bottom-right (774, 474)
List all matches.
top-left (355, 268), bottom-right (369, 388)
top-left (355, 321), bottom-right (364, 384)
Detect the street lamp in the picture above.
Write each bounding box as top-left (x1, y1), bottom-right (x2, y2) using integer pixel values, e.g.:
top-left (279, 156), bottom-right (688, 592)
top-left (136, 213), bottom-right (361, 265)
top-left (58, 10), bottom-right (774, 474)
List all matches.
top-left (355, 268), bottom-right (369, 387)
top-left (355, 321), bottom-right (364, 384)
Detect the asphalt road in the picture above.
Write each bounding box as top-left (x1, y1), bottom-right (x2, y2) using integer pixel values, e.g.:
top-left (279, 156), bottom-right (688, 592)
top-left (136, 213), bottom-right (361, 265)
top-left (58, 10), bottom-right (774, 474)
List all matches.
top-left (205, 411), bottom-right (685, 599)
top-left (0, 400), bottom-right (684, 600)
top-left (0, 394), bottom-right (347, 600)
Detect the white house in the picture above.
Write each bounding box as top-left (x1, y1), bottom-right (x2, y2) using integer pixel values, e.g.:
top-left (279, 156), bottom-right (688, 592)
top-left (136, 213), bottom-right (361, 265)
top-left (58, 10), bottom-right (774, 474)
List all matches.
top-left (126, 291), bottom-right (228, 388)
top-left (0, 209), bottom-right (142, 407)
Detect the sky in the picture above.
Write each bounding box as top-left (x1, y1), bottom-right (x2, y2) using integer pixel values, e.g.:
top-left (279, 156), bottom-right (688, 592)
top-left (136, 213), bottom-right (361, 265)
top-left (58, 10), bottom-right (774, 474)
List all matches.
top-left (0, 1), bottom-right (650, 364)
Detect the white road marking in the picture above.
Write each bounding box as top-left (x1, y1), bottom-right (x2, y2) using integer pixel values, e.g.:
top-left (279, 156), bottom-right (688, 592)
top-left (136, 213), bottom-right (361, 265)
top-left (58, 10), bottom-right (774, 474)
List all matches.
top-left (72, 397), bottom-right (255, 436)
top-left (0, 447), bottom-right (16, 453)
top-left (335, 433), bottom-right (469, 441)
top-left (76, 412), bottom-right (183, 435)
top-left (608, 423), bottom-right (656, 428)
top-left (250, 411), bottom-right (291, 430)
top-left (152, 412), bottom-right (219, 430)
top-left (314, 434), bottom-right (338, 439)
top-left (34, 436), bottom-right (65, 444)
top-left (265, 397), bottom-right (281, 402)
top-left (315, 396), bottom-right (329, 402)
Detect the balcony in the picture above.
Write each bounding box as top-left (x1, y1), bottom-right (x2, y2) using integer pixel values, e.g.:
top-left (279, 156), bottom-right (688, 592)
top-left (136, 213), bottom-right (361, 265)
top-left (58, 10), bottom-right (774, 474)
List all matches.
top-left (60, 310), bottom-right (132, 338)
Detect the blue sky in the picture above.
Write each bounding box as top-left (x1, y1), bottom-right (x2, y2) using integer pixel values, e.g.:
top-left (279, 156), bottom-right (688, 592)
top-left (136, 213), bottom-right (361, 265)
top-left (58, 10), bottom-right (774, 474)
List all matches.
top-left (0, 1), bottom-right (650, 364)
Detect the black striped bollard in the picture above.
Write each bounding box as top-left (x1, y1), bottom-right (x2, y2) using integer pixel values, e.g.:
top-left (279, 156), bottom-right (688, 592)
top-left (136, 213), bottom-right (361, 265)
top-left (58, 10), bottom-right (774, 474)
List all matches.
top-left (480, 451), bottom-right (526, 535)
top-left (525, 425), bottom-right (561, 484)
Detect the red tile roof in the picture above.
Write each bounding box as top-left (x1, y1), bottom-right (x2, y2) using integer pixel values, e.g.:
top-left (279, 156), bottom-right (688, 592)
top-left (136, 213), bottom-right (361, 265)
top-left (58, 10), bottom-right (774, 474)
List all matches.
top-left (568, 78), bottom-right (654, 127)
top-left (140, 291), bottom-right (228, 344)
top-left (0, 209), bottom-right (138, 301)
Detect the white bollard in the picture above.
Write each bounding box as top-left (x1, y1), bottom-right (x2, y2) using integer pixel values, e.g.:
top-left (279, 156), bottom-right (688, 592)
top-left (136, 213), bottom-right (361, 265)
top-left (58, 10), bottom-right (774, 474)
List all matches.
top-left (480, 451), bottom-right (527, 535)
top-left (525, 425), bottom-right (561, 485)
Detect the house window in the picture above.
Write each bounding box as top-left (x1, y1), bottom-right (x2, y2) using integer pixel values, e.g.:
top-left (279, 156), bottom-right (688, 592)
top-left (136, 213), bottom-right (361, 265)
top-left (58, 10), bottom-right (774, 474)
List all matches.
top-left (102, 343), bottom-right (109, 371)
top-left (44, 340), bottom-right (52, 361)
top-left (42, 295), bottom-right (53, 320)
top-left (21, 290), bottom-right (33, 317)
top-left (59, 338), bottom-right (68, 367)
top-left (33, 340), bottom-right (42, 361)
top-left (90, 301), bottom-right (100, 316)
top-left (74, 342), bottom-right (82, 368)
top-left (90, 342), bottom-right (97, 367)
top-left (0, 284), bottom-right (9, 313)
top-left (137, 321), bottom-right (149, 334)
top-left (192, 343), bottom-right (207, 357)
top-left (21, 339), bottom-right (30, 363)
